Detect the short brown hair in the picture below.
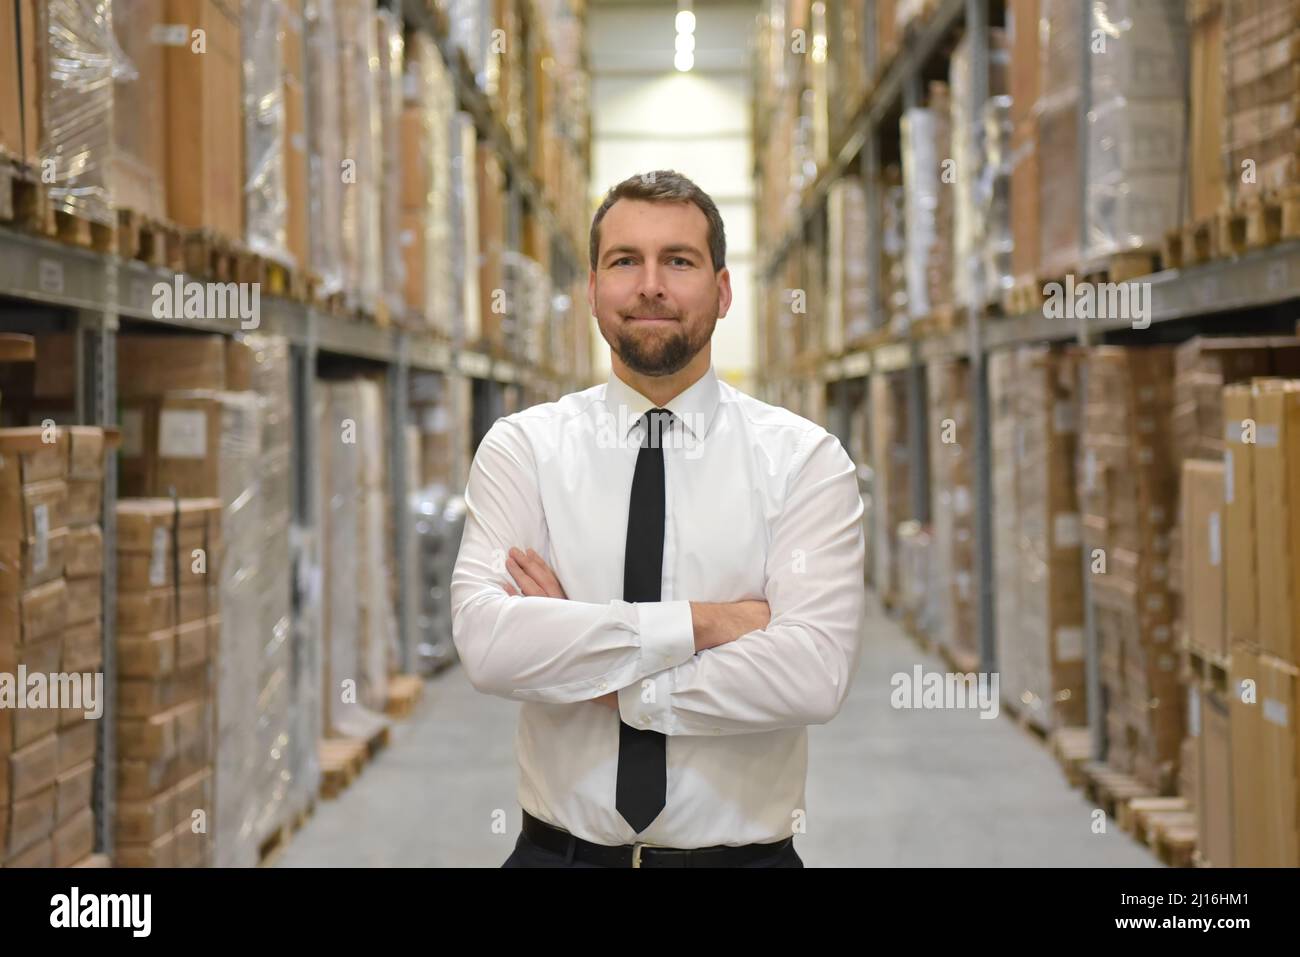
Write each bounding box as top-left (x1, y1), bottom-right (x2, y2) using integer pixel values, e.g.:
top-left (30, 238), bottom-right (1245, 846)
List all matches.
top-left (589, 170), bottom-right (726, 272)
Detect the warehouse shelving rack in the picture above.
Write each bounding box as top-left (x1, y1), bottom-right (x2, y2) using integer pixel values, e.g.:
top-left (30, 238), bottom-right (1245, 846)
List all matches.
top-left (0, 1), bottom-right (594, 856)
top-left (757, 0), bottom-right (1300, 761)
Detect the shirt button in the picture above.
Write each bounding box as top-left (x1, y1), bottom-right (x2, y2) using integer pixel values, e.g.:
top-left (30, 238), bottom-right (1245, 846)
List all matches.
top-left (598, 682), bottom-right (608, 691)
top-left (640, 716), bottom-right (650, 726)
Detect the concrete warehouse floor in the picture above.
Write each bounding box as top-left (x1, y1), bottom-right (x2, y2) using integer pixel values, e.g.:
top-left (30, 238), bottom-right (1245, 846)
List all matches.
top-left (276, 595), bottom-right (1160, 868)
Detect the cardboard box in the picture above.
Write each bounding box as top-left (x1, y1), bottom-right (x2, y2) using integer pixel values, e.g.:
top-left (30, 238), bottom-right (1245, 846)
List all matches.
top-left (172, 767), bottom-right (211, 828)
top-left (0, 0), bottom-right (40, 165)
top-left (117, 789), bottom-right (176, 845)
top-left (118, 754), bottom-right (176, 802)
top-left (1251, 381), bottom-right (1300, 663)
top-left (152, 394), bottom-right (223, 498)
top-left (0, 526), bottom-right (67, 593)
top-left (175, 618), bottom-right (207, 669)
top-left (283, 74), bottom-right (309, 272)
top-left (65, 478), bottom-right (103, 527)
top-left (115, 828), bottom-right (176, 868)
top-left (119, 709), bottom-right (178, 762)
top-left (1196, 687), bottom-right (1234, 866)
top-left (116, 499), bottom-right (174, 552)
top-left (0, 578), bottom-right (68, 645)
top-left (173, 819), bottom-right (204, 866)
top-left (1223, 384), bottom-right (1256, 649)
top-left (1260, 654), bottom-right (1299, 867)
top-left (118, 666), bottom-right (207, 719)
top-left (4, 837), bottom-right (52, 867)
top-left (163, 0), bottom-right (244, 239)
top-left (10, 633), bottom-right (62, 748)
top-left (5, 786), bottom-right (55, 858)
top-left (55, 760), bottom-right (95, 823)
top-left (1229, 642), bottom-right (1267, 865)
top-left (61, 617), bottom-right (103, 683)
top-left (0, 478), bottom-right (67, 544)
top-left (118, 628), bottom-right (177, 679)
top-left (0, 428), bottom-right (68, 484)
top-left (64, 525), bottom-right (104, 578)
top-left (65, 574), bottom-right (102, 627)
top-left (52, 807), bottom-right (95, 868)
top-left (58, 721), bottom-right (96, 774)
top-left (111, 0), bottom-right (168, 219)
top-left (1181, 459), bottom-right (1226, 658)
top-left (9, 733), bottom-right (59, 800)
top-left (64, 427), bottom-right (106, 479)
top-left (117, 336), bottom-right (228, 399)
top-left (118, 586), bottom-right (176, 633)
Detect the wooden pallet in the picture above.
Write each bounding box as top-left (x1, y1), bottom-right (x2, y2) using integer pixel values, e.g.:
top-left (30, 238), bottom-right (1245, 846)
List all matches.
top-left (257, 799), bottom-right (317, 867)
top-left (1082, 248), bottom-right (1161, 285)
top-left (385, 674), bottom-right (425, 719)
top-left (1049, 727), bottom-right (1092, 788)
top-left (1082, 761), bottom-right (1157, 821)
top-left (1163, 218), bottom-right (1219, 271)
top-left (116, 208), bottom-right (184, 270)
top-left (1118, 796), bottom-right (1188, 841)
top-left (1002, 279), bottom-right (1045, 317)
top-left (319, 738), bottom-right (369, 799)
top-left (71, 853), bottom-right (112, 867)
top-left (182, 228), bottom-right (242, 282)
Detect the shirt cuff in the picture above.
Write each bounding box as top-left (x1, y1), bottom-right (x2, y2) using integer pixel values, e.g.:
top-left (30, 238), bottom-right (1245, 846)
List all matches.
top-left (635, 599), bottom-right (695, 673)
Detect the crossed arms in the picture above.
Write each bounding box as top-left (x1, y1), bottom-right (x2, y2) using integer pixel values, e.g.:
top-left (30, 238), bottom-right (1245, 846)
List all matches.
top-left (449, 417), bottom-right (866, 736)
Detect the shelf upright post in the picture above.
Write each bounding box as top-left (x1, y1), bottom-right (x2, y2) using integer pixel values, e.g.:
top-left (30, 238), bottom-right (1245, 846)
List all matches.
top-left (964, 0), bottom-right (995, 675)
top-left (388, 333), bottom-right (415, 673)
top-left (901, 57), bottom-right (930, 525)
top-left (75, 257), bottom-right (118, 853)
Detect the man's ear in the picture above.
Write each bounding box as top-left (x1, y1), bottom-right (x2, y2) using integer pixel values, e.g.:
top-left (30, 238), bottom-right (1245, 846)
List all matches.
top-left (587, 269), bottom-right (596, 314)
top-left (716, 266), bottom-right (733, 319)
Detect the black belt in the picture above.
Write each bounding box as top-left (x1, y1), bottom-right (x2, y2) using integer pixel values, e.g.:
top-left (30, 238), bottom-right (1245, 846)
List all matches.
top-left (522, 811), bottom-right (793, 868)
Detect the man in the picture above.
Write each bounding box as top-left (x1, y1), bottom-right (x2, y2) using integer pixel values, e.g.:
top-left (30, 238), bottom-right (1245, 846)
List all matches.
top-left (451, 169), bottom-right (866, 868)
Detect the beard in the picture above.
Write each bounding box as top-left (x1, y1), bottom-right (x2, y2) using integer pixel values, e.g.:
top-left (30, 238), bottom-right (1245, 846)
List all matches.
top-left (604, 301), bottom-right (718, 376)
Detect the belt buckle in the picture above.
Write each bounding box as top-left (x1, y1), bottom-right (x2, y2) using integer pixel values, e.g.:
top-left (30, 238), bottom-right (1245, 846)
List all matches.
top-left (632, 843), bottom-right (645, 868)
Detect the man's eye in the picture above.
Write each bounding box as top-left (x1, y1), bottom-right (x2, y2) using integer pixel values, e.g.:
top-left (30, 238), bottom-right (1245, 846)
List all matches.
top-left (669, 257), bottom-right (692, 266)
top-left (613, 257), bottom-right (634, 266)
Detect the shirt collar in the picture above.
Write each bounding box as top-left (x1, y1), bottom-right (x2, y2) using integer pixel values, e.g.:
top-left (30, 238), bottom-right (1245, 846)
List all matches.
top-left (603, 364), bottom-right (721, 442)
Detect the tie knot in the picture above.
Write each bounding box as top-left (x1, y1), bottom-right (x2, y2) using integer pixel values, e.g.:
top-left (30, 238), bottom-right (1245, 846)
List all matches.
top-left (642, 408), bottom-right (674, 447)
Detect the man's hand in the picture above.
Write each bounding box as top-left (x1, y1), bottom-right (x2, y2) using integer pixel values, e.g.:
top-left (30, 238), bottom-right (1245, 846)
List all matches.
top-left (690, 600), bottom-right (771, 652)
top-left (503, 547), bottom-right (567, 599)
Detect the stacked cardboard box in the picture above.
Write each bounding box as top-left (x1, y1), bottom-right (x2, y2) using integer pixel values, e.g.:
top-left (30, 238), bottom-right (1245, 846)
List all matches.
top-left (1079, 346), bottom-right (1182, 792)
top-left (304, 0), bottom-right (345, 296)
top-left (827, 177), bottom-right (871, 354)
top-left (111, 0), bottom-right (168, 220)
top-left (828, 0), bottom-right (867, 147)
top-left (1008, 0), bottom-right (1040, 293)
top-left (1, 429), bottom-right (70, 867)
top-left (242, 0), bottom-right (289, 264)
top-left (880, 165), bottom-right (909, 337)
top-left (451, 112), bottom-right (483, 346)
top-left (114, 497), bottom-right (220, 867)
top-left (927, 360), bottom-right (977, 665)
top-left (282, 0), bottom-right (309, 271)
top-left (990, 350), bottom-right (1023, 715)
top-left (337, 0), bottom-right (383, 316)
top-left (376, 9), bottom-right (406, 321)
top-left (1188, 0), bottom-right (1226, 224)
top-left (870, 372), bottom-right (912, 603)
top-left (1221, 379), bottom-right (1300, 865)
top-left (1224, 0), bottom-right (1300, 205)
top-left (1016, 348), bottom-right (1086, 730)
top-left (1036, 0), bottom-right (1082, 278)
top-left (477, 144), bottom-right (508, 356)
top-left (52, 428), bottom-right (106, 868)
top-left (901, 101), bottom-right (944, 324)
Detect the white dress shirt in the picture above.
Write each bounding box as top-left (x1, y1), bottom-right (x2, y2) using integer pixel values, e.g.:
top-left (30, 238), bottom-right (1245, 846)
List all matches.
top-left (451, 363), bottom-right (866, 848)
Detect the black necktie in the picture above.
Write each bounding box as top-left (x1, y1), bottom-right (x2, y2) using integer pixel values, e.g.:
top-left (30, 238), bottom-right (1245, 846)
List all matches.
top-left (616, 408), bottom-right (673, 834)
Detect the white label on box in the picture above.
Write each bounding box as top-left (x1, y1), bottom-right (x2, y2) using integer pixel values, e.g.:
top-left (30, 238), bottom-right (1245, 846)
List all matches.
top-left (1153, 624), bottom-right (1170, 643)
top-left (38, 258), bottom-right (64, 295)
top-left (120, 408), bottom-right (144, 458)
top-left (149, 527), bottom-right (167, 587)
top-left (1053, 513), bottom-right (1081, 549)
top-left (1055, 626), bottom-right (1084, 662)
top-left (1257, 424), bottom-right (1280, 447)
top-left (953, 486), bottom-right (971, 517)
top-left (1187, 684), bottom-right (1201, 738)
top-left (1083, 449), bottom-right (1097, 492)
top-left (151, 23), bottom-right (190, 45)
top-left (399, 229), bottom-right (416, 248)
top-left (1263, 697), bottom-right (1289, 728)
top-left (32, 503), bottom-right (49, 572)
top-left (158, 409), bottom-right (207, 459)
top-left (1224, 450), bottom-right (1234, 503)
top-left (1208, 511), bottom-right (1222, 567)
top-left (291, 132), bottom-right (306, 154)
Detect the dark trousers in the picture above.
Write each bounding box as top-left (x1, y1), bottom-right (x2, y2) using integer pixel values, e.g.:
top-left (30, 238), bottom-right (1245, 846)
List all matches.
top-left (501, 831), bottom-right (805, 868)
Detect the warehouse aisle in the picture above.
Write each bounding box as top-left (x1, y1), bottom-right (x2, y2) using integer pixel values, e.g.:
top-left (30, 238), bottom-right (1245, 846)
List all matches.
top-left (277, 595), bottom-right (1159, 868)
